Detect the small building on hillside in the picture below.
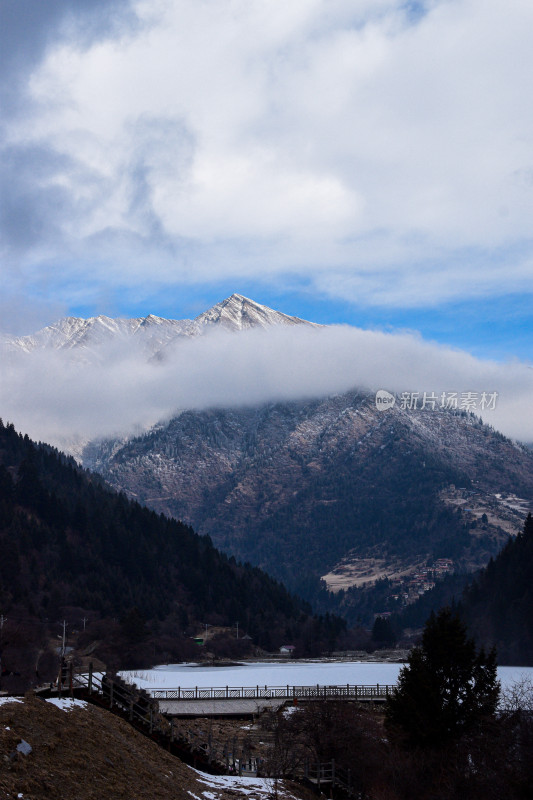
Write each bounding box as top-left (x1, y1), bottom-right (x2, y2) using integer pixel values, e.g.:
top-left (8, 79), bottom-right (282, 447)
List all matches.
top-left (279, 644), bottom-right (296, 656)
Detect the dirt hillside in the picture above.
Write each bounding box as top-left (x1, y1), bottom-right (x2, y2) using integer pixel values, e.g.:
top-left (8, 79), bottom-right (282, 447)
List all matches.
top-left (0, 695), bottom-right (304, 800)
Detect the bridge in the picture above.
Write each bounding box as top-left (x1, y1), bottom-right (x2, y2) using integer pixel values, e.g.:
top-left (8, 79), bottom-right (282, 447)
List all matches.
top-left (150, 683), bottom-right (396, 716)
top-left (60, 668), bottom-right (397, 781)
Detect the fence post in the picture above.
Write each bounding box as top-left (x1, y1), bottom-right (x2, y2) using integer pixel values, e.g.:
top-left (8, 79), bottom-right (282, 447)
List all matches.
top-left (150, 708), bottom-right (153, 734)
top-left (226, 685), bottom-right (228, 698)
top-left (69, 662), bottom-right (73, 698)
top-left (129, 700), bottom-right (133, 721)
top-left (109, 681), bottom-right (114, 708)
top-left (88, 662), bottom-right (93, 695)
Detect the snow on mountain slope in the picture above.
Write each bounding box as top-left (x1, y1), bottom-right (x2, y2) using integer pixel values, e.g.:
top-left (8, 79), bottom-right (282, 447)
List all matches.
top-left (195, 293), bottom-right (318, 331)
top-left (84, 390), bottom-right (533, 618)
top-left (3, 292), bottom-right (532, 623)
top-left (1, 294), bottom-right (314, 355)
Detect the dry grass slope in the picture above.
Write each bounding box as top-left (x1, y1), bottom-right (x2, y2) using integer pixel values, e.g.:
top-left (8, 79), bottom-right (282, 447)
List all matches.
top-left (0, 695), bottom-right (304, 800)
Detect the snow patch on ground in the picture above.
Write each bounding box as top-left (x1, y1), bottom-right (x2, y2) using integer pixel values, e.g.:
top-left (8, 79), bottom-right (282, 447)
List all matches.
top-left (0, 697), bottom-right (23, 706)
top-left (282, 705), bottom-right (302, 716)
top-left (191, 768), bottom-right (295, 799)
top-left (45, 698), bottom-right (88, 712)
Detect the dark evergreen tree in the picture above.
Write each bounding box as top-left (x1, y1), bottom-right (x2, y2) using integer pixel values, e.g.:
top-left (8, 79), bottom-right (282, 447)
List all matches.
top-left (386, 607), bottom-right (499, 747)
top-left (371, 615), bottom-right (396, 647)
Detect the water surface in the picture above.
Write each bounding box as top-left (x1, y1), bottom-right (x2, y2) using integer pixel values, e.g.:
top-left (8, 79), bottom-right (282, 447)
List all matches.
top-left (122, 660), bottom-right (533, 694)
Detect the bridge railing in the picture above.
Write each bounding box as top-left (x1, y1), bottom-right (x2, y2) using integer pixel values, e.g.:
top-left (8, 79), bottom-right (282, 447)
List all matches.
top-left (149, 683), bottom-right (396, 700)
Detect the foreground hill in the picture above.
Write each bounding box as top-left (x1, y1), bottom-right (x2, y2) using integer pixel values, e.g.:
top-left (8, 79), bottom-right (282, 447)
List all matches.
top-left (0, 419), bottom-right (342, 674)
top-left (0, 695), bottom-right (303, 800)
top-left (85, 392), bottom-right (533, 619)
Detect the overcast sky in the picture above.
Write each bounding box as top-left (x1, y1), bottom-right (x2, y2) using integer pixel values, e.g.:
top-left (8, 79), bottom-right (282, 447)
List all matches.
top-left (1, 1), bottom-right (532, 414)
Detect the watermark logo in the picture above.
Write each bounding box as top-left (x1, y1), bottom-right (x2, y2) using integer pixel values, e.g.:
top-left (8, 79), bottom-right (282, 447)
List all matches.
top-left (375, 389), bottom-right (396, 411)
top-left (375, 390), bottom-right (498, 412)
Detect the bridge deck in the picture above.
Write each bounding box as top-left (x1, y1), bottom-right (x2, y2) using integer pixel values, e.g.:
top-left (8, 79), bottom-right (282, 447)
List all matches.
top-left (151, 684), bottom-right (395, 716)
top-left (158, 697), bottom-right (286, 716)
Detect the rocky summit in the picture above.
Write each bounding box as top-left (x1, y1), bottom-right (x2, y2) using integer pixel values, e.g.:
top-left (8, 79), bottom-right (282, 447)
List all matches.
top-left (1, 294), bottom-right (315, 356)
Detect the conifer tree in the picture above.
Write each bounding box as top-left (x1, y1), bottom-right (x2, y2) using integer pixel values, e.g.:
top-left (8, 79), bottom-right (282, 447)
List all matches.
top-left (386, 607), bottom-right (499, 747)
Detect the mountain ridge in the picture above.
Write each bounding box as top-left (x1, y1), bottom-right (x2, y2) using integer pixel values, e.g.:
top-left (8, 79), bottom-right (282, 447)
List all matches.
top-left (3, 293), bottom-right (532, 625)
top-left (84, 390), bottom-right (533, 622)
top-left (1, 294), bottom-right (316, 353)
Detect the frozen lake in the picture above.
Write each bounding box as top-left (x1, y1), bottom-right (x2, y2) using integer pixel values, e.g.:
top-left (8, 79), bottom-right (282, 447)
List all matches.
top-left (121, 660), bottom-right (533, 694)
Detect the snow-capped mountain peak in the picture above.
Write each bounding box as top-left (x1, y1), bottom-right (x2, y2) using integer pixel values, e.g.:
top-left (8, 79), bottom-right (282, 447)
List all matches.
top-left (195, 294), bottom-right (316, 331)
top-left (1, 295), bottom-right (316, 354)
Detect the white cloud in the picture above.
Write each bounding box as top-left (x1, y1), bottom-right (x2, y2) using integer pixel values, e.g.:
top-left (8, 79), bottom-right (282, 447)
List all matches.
top-left (1, 324), bottom-right (532, 452)
top-left (2, 0), bottom-right (533, 307)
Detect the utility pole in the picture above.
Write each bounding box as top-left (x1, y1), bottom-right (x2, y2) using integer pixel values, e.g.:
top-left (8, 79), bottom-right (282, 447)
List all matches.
top-left (235, 621), bottom-right (239, 639)
top-left (58, 621), bottom-right (68, 698)
top-left (61, 620), bottom-right (67, 658)
top-left (82, 617), bottom-right (88, 632)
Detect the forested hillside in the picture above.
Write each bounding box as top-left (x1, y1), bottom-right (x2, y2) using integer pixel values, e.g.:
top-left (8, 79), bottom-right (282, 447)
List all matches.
top-left (460, 513), bottom-right (533, 664)
top-left (0, 419), bottom-right (344, 672)
top-left (86, 393), bottom-right (533, 618)
top-left (395, 513), bottom-right (533, 665)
